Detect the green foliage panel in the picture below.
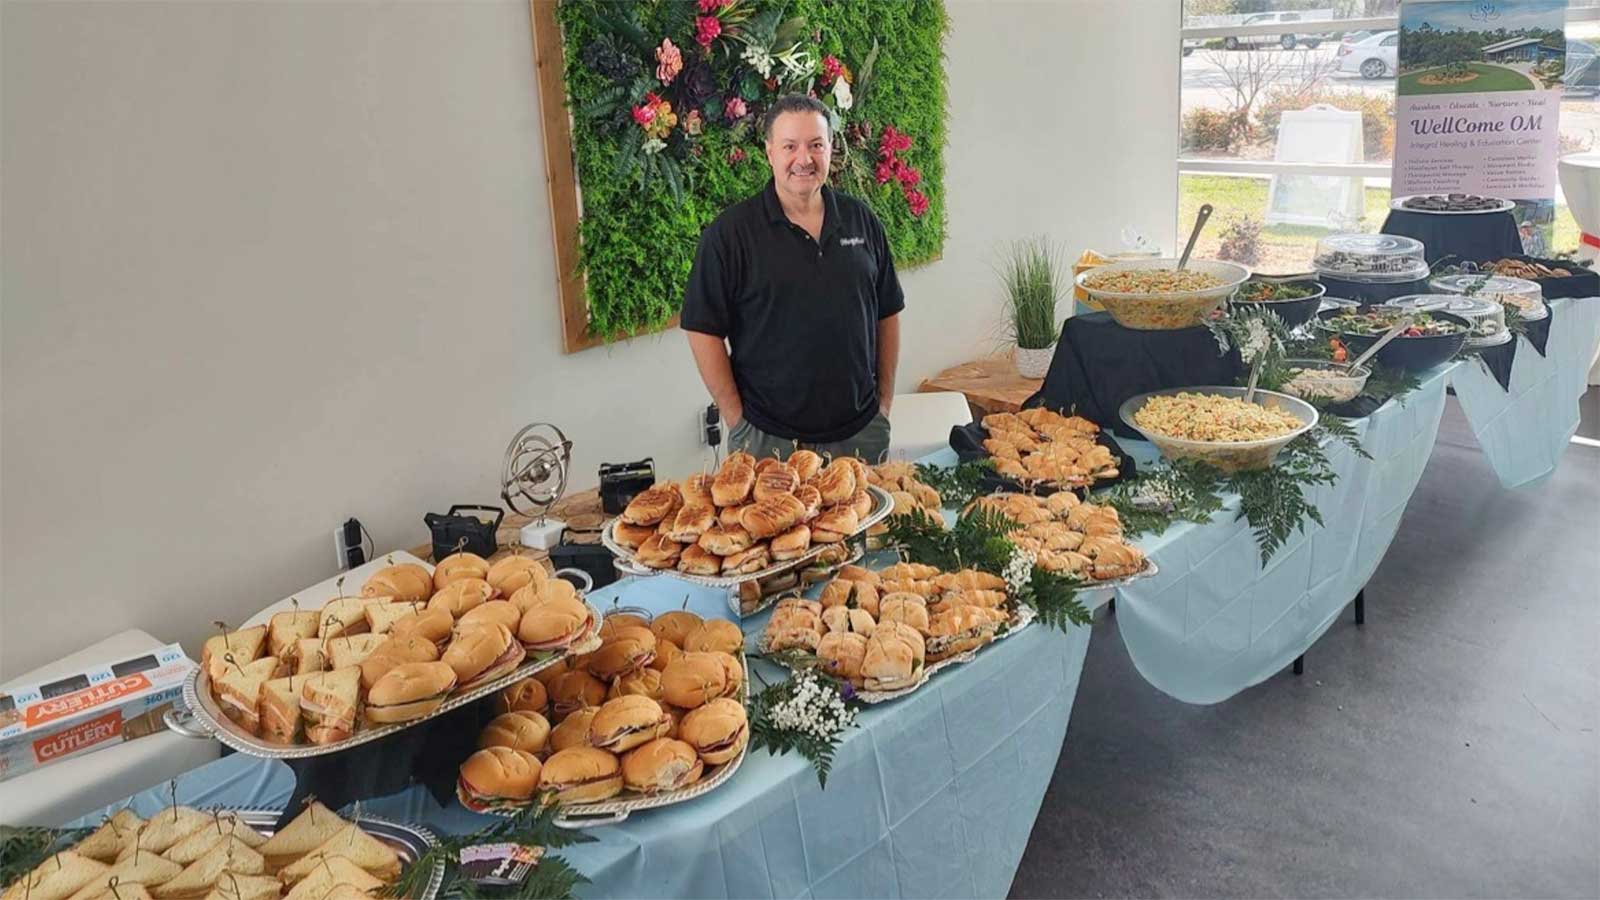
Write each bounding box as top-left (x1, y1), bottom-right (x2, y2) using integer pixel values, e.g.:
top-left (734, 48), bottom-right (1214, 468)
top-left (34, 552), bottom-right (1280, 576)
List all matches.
top-left (556, 0), bottom-right (948, 341)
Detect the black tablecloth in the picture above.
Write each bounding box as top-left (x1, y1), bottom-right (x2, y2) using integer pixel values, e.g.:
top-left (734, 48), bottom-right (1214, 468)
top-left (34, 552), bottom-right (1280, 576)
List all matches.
top-left (1476, 339), bottom-right (1517, 391)
top-left (277, 696), bottom-right (496, 828)
top-left (1486, 255), bottom-right (1600, 300)
top-left (1023, 312), bottom-right (1244, 442)
top-left (1526, 314), bottom-right (1552, 356)
top-left (1381, 209), bottom-right (1521, 264)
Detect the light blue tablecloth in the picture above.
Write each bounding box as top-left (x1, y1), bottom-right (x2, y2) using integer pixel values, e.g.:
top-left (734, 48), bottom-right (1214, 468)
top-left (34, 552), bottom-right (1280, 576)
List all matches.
top-left (1449, 297), bottom-right (1600, 489)
top-left (73, 571), bottom-right (1095, 899)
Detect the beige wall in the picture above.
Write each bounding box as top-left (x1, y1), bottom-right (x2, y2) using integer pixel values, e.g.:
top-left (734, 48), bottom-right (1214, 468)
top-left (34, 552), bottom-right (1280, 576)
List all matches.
top-left (0, 0), bottom-right (1178, 678)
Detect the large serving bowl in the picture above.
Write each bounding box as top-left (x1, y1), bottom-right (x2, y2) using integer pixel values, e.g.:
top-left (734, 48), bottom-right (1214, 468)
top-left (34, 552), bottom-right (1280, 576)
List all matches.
top-left (1076, 258), bottom-right (1250, 330)
top-left (1232, 278), bottom-right (1327, 329)
top-left (1117, 386), bottom-right (1319, 472)
top-left (1313, 305), bottom-right (1472, 372)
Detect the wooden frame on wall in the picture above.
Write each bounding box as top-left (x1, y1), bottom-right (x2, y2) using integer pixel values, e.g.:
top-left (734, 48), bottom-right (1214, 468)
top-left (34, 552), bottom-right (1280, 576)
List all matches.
top-left (529, 0), bottom-right (680, 353)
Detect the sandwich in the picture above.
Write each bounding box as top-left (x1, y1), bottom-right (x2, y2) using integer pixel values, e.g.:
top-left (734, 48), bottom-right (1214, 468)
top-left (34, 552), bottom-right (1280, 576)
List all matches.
top-left (648, 639), bottom-right (681, 674)
top-left (149, 837), bottom-right (265, 898)
top-left (2, 852), bottom-right (107, 900)
top-left (427, 578), bottom-right (496, 619)
top-left (486, 554), bottom-right (546, 597)
top-left (548, 706), bottom-right (599, 752)
top-left (925, 605), bottom-right (1007, 662)
top-left (278, 858), bottom-right (382, 900)
top-left (198, 874), bottom-right (282, 900)
top-left (861, 622), bottom-right (925, 692)
top-left (364, 661), bottom-right (457, 724)
top-left (456, 600), bottom-right (522, 635)
top-left (934, 569), bottom-right (1008, 593)
top-left (65, 848), bottom-right (182, 897)
top-left (835, 564), bottom-right (880, 586)
top-left (164, 814), bottom-right (266, 866)
top-left (821, 579), bottom-right (879, 617)
top-left (547, 670), bottom-right (607, 719)
top-left (75, 808), bottom-right (143, 862)
top-left (586, 626), bottom-right (655, 681)
top-left (256, 802), bottom-right (344, 869)
top-left (358, 633), bottom-right (440, 692)
top-left (816, 631), bottom-right (869, 686)
top-left (717, 504), bottom-right (749, 529)
top-left (810, 505), bottom-right (859, 543)
top-left (719, 544), bottom-right (770, 575)
top-left (682, 619), bottom-right (744, 655)
top-left (479, 710), bottom-right (551, 755)
top-left (678, 697), bottom-right (749, 766)
top-left (267, 611), bottom-right (321, 659)
top-left (710, 460), bottom-right (755, 507)
top-left (738, 495), bottom-right (805, 540)
top-left (363, 600), bottom-right (426, 635)
top-left (648, 610), bottom-right (704, 648)
top-left (877, 594), bottom-right (930, 635)
top-left (681, 472), bottom-right (716, 507)
top-left (793, 484), bottom-right (823, 520)
top-left (214, 657), bottom-right (284, 736)
top-left (620, 483), bottom-right (681, 525)
top-left (324, 633), bottom-right (387, 671)
top-left (708, 651), bottom-right (744, 699)
top-left (293, 638), bottom-right (328, 675)
top-left (660, 653), bottom-right (729, 709)
top-left (696, 524), bottom-right (754, 557)
top-left (123, 807), bottom-right (213, 856)
top-left (300, 667), bottom-right (361, 744)
top-left (495, 677), bottom-right (548, 716)
top-left (387, 607), bottom-right (454, 651)
top-left (515, 593), bottom-right (593, 651)
top-left (634, 534), bottom-right (682, 569)
top-left (316, 598), bottom-right (371, 641)
top-left (598, 612), bottom-right (650, 639)
top-left (606, 667), bottom-right (664, 702)
top-left (275, 822), bottom-right (401, 884)
top-left (440, 624), bottom-right (524, 692)
top-left (432, 551), bottom-right (490, 591)
top-left (769, 524), bottom-right (811, 561)
top-left (787, 449), bottom-right (823, 482)
top-left (456, 746), bottom-right (542, 814)
top-left (508, 577), bottom-right (578, 614)
top-left (675, 544), bottom-right (723, 576)
top-left (259, 676), bottom-right (304, 744)
top-left (664, 505), bottom-right (715, 543)
top-left (620, 738), bottom-right (703, 794)
top-left (538, 747), bottom-right (623, 804)
top-left (821, 606), bottom-right (875, 637)
top-left (202, 626), bottom-right (267, 683)
top-left (589, 695), bottom-right (672, 753)
top-left (752, 465), bottom-right (799, 501)
top-left (359, 562), bottom-right (433, 604)
top-left (611, 520), bottom-right (657, 551)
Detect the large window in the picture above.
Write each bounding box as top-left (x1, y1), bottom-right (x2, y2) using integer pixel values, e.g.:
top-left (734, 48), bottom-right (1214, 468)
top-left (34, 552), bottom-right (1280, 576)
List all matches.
top-left (1178, 1), bottom-right (1600, 274)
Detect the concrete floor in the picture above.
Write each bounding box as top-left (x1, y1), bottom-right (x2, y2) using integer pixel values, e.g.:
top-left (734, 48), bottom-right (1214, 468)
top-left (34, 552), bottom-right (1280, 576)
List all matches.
top-left (1013, 390), bottom-right (1600, 899)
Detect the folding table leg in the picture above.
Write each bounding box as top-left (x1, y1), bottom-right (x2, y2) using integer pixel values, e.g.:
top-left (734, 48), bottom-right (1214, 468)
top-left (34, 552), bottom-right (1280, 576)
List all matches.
top-left (1293, 655), bottom-right (1305, 676)
top-left (1107, 597), bottom-right (1116, 616)
top-left (1354, 589), bottom-right (1365, 626)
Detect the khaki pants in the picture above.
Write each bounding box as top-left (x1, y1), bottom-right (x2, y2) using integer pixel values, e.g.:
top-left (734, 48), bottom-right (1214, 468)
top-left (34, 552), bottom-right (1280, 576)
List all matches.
top-left (729, 412), bottom-right (892, 464)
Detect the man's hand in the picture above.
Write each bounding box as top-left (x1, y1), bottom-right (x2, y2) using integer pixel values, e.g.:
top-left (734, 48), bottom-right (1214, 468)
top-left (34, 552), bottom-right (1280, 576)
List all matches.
top-left (687, 331), bottom-right (745, 430)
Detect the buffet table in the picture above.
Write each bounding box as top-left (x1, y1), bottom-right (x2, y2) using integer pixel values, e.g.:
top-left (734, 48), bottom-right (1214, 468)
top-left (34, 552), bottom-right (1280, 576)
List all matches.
top-left (1448, 296), bottom-right (1600, 488)
top-left (72, 569), bottom-right (1098, 899)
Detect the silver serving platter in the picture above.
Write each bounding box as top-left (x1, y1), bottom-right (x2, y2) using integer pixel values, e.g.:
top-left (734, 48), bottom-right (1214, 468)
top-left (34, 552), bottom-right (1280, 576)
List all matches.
top-left (760, 606), bottom-right (1038, 704)
top-left (166, 602), bottom-right (605, 760)
top-left (1390, 195), bottom-right (1515, 215)
top-left (602, 485), bottom-right (895, 589)
top-left (1465, 328), bottom-right (1516, 350)
top-left (482, 655), bottom-right (751, 828)
top-left (174, 807), bottom-right (443, 900)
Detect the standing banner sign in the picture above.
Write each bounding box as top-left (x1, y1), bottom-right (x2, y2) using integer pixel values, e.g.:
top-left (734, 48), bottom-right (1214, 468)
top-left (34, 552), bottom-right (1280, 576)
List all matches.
top-left (1392, 0), bottom-right (1568, 250)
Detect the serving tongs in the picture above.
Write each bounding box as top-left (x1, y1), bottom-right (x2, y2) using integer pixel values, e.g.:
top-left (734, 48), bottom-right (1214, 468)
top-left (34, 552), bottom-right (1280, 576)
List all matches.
top-left (1345, 316), bottom-right (1414, 371)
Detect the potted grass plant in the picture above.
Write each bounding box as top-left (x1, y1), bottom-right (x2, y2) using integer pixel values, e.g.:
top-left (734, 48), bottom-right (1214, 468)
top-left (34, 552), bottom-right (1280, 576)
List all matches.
top-left (999, 236), bottom-right (1064, 378)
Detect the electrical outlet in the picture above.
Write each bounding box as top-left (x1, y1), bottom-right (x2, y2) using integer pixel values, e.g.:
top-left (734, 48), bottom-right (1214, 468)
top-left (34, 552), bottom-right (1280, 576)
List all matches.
top-left (333, 527), bottom-right (351, 569)
top-left (334, 518), bottom-right (365, 570)
top-left (701, 403), bottom-right (722, 446)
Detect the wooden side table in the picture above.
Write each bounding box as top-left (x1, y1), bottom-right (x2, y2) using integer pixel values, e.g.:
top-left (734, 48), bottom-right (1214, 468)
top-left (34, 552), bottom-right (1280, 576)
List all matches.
top-left (919, 355), bottom-right (1042, 418)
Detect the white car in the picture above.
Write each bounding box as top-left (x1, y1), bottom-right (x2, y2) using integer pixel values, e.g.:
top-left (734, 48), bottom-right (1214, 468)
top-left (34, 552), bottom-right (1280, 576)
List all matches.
top-left (1338, 30), bottom-right (1398, 79)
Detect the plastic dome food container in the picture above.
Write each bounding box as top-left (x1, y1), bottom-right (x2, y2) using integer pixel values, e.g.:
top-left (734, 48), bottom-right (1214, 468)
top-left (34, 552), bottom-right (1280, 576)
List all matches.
top-left (1076, 258), bottom-right (1250, 330)
top-left (1385, 293), bottom-right (1505, 338)
top-left (1279, 358), bottom-right (1371, 405)
top-left (1117, 386), bottom-right (1319, 472)
top-left (1313, 233), bottom-right (1430, 283)
top-left (1429, 273), bottom-right (1547, 321)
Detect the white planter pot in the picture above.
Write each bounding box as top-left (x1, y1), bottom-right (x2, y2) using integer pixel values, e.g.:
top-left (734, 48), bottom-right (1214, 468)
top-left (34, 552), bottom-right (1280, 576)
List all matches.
top-left (1013, 345), bottom-right (1054, 379)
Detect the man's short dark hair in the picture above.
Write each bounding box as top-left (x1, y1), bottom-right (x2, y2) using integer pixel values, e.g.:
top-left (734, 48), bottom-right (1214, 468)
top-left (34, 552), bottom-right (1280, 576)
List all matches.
top-left (763, 94), bottom-right (832, 142)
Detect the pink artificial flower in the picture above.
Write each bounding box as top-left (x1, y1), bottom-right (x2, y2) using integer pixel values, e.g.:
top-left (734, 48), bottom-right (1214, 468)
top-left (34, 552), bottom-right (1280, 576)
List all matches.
top-left (632, 102), bottom-right (657, 127)
top-left (898, 164), bottom-right (922, 189)
top-left (655, 38), bottom-right (683, 85)
top-left (724, 96), bottom-right (748, 121)
top-left (820, 55), bottom-right (843, 86)
top-left (695, 15), bottom-right (722, 47)
top-left (875, 160), bottom-right (895, 184)
top-left (729, 147), bottom-right (747, 164)
top-left (698, 0), bottom-right (729, 11)
top-left (684, 109), bottom-right (704, 135)
top-left (904, 188), bottom-right (929, 217)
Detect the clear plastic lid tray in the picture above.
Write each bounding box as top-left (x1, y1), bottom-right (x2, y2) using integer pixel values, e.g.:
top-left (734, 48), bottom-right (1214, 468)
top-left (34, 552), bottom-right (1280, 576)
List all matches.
top-left (1386, 293), bottom-right (1505, 334)
top-left (1314, 233), bottom-right (1429, 283)
top-left (1429, 274), bottom-right (1545, 316)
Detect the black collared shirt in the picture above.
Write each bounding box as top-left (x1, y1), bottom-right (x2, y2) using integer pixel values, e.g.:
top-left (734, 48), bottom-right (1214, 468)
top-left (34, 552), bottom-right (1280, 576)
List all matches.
top-left (682, 180), bottom-right (905, 443)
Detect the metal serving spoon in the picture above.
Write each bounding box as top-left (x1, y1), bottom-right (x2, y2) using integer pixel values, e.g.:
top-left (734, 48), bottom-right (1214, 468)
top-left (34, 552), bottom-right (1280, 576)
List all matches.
top-left (1177, 204), bottom-right (1213, 271)
top-left (1348, 316), bottom-right (1414, 371)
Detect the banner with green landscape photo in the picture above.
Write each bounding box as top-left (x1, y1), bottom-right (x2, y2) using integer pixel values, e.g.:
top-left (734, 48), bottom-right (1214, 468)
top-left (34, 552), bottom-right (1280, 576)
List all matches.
top-left (1393, 0), bottom-right (1568, 251)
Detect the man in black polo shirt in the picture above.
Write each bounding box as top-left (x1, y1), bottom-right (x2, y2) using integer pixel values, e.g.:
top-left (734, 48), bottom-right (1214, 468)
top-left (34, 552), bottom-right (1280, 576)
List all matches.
top-left (682, 94), bottom-right (903, 463)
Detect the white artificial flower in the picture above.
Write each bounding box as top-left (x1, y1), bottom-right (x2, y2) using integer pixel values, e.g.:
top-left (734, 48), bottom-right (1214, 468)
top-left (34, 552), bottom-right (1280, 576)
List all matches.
top-left (741, 44), bottom-right (774, 78)
top-left (1003, 547), bottom-right (1036, 595)
top-left (775, 44), bottom-right (814, 81)
top-left (1241, 318), bottom-right (1271, 361)
top-left (641, 138), bottom-right (666, 155)
top-left (832, 77), bottom-right (853, 110)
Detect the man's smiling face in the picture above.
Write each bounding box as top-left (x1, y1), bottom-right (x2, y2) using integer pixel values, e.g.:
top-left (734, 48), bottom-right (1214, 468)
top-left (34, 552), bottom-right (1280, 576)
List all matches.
top-left (766, 110), bottom-right (831, 202)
